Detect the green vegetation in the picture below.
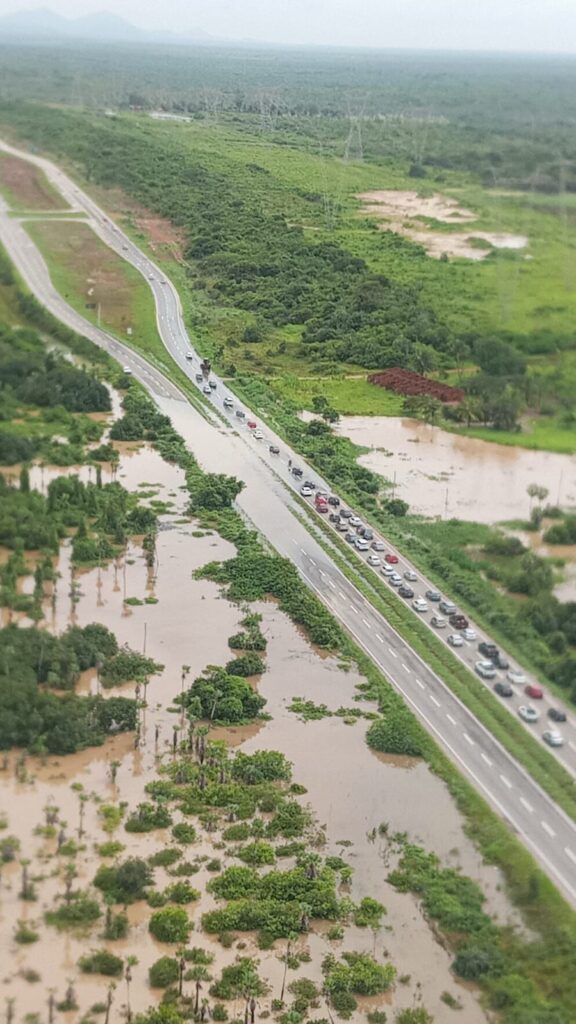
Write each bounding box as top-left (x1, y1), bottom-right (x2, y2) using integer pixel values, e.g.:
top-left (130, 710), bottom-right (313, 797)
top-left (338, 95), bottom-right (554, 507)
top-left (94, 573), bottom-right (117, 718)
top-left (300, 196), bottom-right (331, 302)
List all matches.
top-left (78, 949), bottom-right (124, 977)
top-left (0, 624), bottom-right (138, 753)
top-left (94, 857), bottom-right (153, 904)
top-left (148, 906), bottom-right (192, 943)
top-left (149, 956), bottom-right (180, 988)
top-left (179, 665), bottom-right (266, 725)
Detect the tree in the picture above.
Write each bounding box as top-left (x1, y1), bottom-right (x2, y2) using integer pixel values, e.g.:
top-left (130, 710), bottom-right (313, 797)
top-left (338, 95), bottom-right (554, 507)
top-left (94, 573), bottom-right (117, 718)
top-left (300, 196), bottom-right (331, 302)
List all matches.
top-left (189, 473), bottom-right (244, 511)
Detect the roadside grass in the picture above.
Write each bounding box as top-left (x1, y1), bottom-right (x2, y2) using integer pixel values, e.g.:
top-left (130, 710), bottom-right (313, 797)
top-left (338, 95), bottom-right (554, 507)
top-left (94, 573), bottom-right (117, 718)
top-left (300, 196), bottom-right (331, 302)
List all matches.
top-left (21, 218), bottom-right (214, 419)
top-left (298, 503), bottom-right (576, 823)
top-left (448, 418), bottom-right (576, 454)
top-left (270, 376), bottom-right (404, 416)
top-left (0, 152), bottom-right (69, 211)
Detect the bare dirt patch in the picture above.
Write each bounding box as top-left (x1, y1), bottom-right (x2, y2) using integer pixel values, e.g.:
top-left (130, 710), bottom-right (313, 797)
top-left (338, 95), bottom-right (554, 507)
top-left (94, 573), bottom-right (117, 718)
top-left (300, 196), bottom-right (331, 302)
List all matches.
top-left (358, 189), bottom-right (528, 260)
top-left (89, 183), bottom-right (185, 259)
top-left (0, 153), bottom-right (69, 211)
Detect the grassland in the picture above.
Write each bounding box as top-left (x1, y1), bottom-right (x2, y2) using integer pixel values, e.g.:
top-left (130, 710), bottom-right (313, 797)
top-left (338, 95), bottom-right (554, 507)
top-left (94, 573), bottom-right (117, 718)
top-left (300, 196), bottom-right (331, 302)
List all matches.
top-left (0, 152), bottom-right (69, 211)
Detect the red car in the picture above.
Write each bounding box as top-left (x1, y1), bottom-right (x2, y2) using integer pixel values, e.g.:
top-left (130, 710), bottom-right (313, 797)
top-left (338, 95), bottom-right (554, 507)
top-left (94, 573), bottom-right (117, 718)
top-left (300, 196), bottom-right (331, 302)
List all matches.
top-left (247, 420), bottom-right (257, 429)
top-left (384, 553), bottom-right (399, 564)
top-left (525, 684), bottom-right (544, 700)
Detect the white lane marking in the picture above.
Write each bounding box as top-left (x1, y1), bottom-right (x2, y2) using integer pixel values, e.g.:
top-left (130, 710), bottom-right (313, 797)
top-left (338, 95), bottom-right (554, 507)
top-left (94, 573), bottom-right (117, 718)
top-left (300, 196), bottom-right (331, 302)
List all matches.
top-left (430, 694), bottom-right (441, 707)
top-left (350, 605), bottom-right (359, 615)
top-left (500, 774), bottom-right (512, 789)
top-left (481, 753), bottom-right (493, 767)
top-left (362, 619), bottom-right (371, 628)
top-left (291, 538), bottom-right (299, 545)
top-left (566, 848), bottom-right (576, 866)
top-left (520, 797), bottom-right (534, 814)
top-left (542, 821), bottom-right (556, 838)
top-left (339, 592), bottom-right (346, 600)
top-left (376, 634), bottom-right (384, 643)
top-left (309, 558), bottom-right (316, 567)
top-left (319, 570), bottom-right (326, 578)
top-left (328, 579), bottom-right (336, 590)
top-left (446, 713), bottom-right (457, 725)
top-left (463, 732), bottom-right (474, 746)
top-left (401, 662), bottom-right (410, 673)
top-left (388, 648), bottom-right (398, 659)
top-left (568, 741), bottom-right (576, 753)
top-left (299, 547), bottom-right (306, 555)
top-left (416, 679), bottom-right (425, 690)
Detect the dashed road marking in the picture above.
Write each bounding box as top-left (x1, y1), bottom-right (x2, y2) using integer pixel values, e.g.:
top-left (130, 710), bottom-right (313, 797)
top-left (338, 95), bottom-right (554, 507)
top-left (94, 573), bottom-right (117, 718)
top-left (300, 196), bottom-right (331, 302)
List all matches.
top-left (376, 634), bottom-right (384, 643)
top-left (566, 848), bottom-right (576, 866)
top-left (388, 648), bottom-right (398, 659)
top-left (446, 713), bottom-right (457, 725)
top-left (520, 797), bottom-right (534, 814)
top-left (401, 662), bottom-right (410, 673)
top-left (500, 774), bottom-right (512, 789)
top-left (463, 732), bottom-right (474, 746)
top-left (481, 753), bottom-right (493, 767)
top-left (362, 619), bottom-right (371, 628)
top-left (416, 679), bottom-right (425, 690)
top-left (430, 694), bottom-right (441, 707)
top-left (542, 821), bottom-right (556, 838)
top-left (339, 592), bottom-right (346, 600)
top-left (350, 605), bottom-right (359, 615)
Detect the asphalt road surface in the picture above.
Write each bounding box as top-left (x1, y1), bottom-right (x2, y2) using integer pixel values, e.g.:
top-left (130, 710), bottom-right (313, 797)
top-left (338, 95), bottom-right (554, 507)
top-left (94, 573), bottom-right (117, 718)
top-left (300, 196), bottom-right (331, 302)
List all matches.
top-left (1, 138), bottom-right (576, 905)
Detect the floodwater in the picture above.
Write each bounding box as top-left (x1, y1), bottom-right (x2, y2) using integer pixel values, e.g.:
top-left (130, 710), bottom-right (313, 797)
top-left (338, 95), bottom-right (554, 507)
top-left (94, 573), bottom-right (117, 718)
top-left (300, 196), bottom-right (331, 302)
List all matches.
top-left (332, 415), bottom-right (576, 524)
top-left (0, 428), bottom-right (522, 1023)
top-left (509, 524), bottom-right (576, 602)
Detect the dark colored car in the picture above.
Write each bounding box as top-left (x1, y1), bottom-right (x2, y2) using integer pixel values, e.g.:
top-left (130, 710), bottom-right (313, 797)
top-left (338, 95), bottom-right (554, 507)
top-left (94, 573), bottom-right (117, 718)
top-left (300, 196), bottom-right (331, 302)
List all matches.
top-left (426, 589), bottom-right (441, 602)
top-left (195, 373), bottom-right (203, 382)
top-left (449, 613), bottom-right (469, 630)
top-left (291, 467), bottom-right (303, 478)
top-left (479, 641), bottom-right (499, 659)
top-left (548, 707), bottom-right (567, 723)
top-left (493, 653), bottom-right (509, 671)
top-left (235, 410), bottom-right (245, 419)
top-left (494, 682), bottom-right (513, 698)
top-left (304, 480), bottom-right (316, 489)
top-left (328, 495), bottom-right (340, 506)
top-left (359, 528), bottom-right (374, 541)
top-left (329, 512), bottom-right (340, 523)
top-left (398, 585), bottom-right (415, 599)
top-left (339, 508), bottom-right (352, 518)
top-left (345, 532), bottom-right (356, 544)
top-left (525, 684), bottom-right (544, 700)
top-left (269, 445), bottom-right (280, 455)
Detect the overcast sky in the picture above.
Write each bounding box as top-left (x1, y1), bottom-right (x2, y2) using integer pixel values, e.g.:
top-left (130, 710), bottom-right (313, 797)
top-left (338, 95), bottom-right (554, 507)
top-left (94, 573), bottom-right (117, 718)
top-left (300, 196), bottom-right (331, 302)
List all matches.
top-left (1, 0), bottom-right (576, 52)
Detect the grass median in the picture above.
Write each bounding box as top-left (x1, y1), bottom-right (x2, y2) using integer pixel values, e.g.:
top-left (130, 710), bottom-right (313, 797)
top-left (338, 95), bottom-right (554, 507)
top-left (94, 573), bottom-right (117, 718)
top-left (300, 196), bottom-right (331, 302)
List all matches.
top-left (294, 498), bottom-right (576, 824)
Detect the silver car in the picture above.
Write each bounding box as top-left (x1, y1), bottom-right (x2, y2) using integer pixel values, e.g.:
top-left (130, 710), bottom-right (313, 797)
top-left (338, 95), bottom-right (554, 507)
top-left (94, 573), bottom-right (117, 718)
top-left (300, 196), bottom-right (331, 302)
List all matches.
top-left (543, 729), bottom-right (564, 747)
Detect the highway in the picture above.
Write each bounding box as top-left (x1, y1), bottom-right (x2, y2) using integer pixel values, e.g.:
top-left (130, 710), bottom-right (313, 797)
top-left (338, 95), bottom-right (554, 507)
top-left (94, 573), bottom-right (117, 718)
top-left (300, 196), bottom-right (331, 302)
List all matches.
top-left (1, 138), bottom-right (576, 906)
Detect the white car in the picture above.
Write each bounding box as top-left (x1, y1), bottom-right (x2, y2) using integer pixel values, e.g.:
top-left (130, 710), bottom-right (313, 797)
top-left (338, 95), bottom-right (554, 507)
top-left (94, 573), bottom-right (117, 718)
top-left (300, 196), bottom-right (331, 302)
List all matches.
top-left (447, 633), bottom-right (464, 647)
top-left (412, 598), bottom-right (428, 613)
top-left (431, 615), bottom-right (446, 629)
top-left (518, 705), bottom-right (539, 723)
top-left (367, 554), bottom-right (381, 566)
top-left (543, 729), bottom-right (564, 747)
top-left (371, 541), bottom-right (385, 552)
top-left (507, 670), bottom-right (527, 685)
top-left (300, 486), bottom-right (313, 498)
top-left (122, 365), bottom-right (132, 375)
top-left (148, 273), bottom-right (154, 280)
top-left (185, 353), bottom-right (194, 360)
top-left (461, 628), bottom-right (477, 641)
top-left (349, 516), bottom-right (362, 527)
top-left (389, 573), bottom-right (403, 587)
top-left (355, 539), bottom-right (370, 551)
top-left (381, 564), bottom-right (395, 576)
top-left (404, 570), bottom-right (418, 582)
top-left (254, 430), bottom-right (264, 440)
top-left (223, 397), bottom-right (233, 408)
top-left (475, 660), bottom-right (497, 680)
top-left (202, 385), bottom-right (211, 395)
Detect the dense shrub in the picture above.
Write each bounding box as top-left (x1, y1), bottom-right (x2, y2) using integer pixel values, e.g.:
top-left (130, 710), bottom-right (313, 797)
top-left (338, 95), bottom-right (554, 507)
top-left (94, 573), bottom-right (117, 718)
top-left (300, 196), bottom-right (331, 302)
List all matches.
top-left (78, 949), bottom-right (123, 976)
top-left (149, 906), bottom-right (192, 943)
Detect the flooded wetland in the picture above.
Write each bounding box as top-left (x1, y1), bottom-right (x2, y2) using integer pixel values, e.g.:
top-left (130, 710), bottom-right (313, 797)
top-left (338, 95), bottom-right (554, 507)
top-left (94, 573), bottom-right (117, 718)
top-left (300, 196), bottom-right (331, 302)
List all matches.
top-left (0, 405), bottom-right (519, 1024)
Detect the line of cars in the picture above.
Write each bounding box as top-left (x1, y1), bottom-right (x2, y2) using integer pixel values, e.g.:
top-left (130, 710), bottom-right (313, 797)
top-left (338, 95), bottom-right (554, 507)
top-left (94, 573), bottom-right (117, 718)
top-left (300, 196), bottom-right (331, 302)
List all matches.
top-left (198, 380), bottom-right (570, 752)
top-left (298, 482), bottom-right (569, 749)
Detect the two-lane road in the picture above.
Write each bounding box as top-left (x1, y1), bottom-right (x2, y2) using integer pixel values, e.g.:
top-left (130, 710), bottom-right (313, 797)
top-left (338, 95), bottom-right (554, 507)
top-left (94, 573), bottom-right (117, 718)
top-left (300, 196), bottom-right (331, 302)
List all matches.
top-left (1, 139), bottom-right (576, 905)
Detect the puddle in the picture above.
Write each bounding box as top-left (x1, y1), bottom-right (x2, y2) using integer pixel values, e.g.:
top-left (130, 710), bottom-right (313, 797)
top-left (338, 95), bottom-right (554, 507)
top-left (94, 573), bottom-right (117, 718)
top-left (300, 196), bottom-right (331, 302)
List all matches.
top-left (330, 415), bottom-right (576, 524)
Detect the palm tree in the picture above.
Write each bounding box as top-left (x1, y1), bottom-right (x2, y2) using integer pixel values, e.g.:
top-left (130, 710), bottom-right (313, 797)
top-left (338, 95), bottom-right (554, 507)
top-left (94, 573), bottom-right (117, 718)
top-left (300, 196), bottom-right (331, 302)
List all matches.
top-left (124, 956), bottom-right (138, 1021)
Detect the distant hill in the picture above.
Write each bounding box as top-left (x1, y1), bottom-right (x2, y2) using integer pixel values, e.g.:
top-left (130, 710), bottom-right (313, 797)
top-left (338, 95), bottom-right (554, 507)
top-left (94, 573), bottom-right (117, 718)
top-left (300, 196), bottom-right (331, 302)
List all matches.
top-left (0, 7), bottom-right (215, 45)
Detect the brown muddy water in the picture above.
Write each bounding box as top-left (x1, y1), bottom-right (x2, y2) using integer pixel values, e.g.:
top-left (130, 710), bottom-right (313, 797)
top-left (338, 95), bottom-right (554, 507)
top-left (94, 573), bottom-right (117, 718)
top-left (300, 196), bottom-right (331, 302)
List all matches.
top-left (0, 437), bottom-right (521, 1022)
top-left (331, 415), bottom-right (576, 524)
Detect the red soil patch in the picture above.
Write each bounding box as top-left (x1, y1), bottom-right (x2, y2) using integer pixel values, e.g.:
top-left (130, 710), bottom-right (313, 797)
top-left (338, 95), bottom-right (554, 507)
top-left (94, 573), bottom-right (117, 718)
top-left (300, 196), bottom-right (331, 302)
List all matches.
top-left (0, 154), bottom-right (68, 211)
top-left (368, 368), bottom-right (464, 403)
top-left (90, 184), bottom-right (184, 260)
